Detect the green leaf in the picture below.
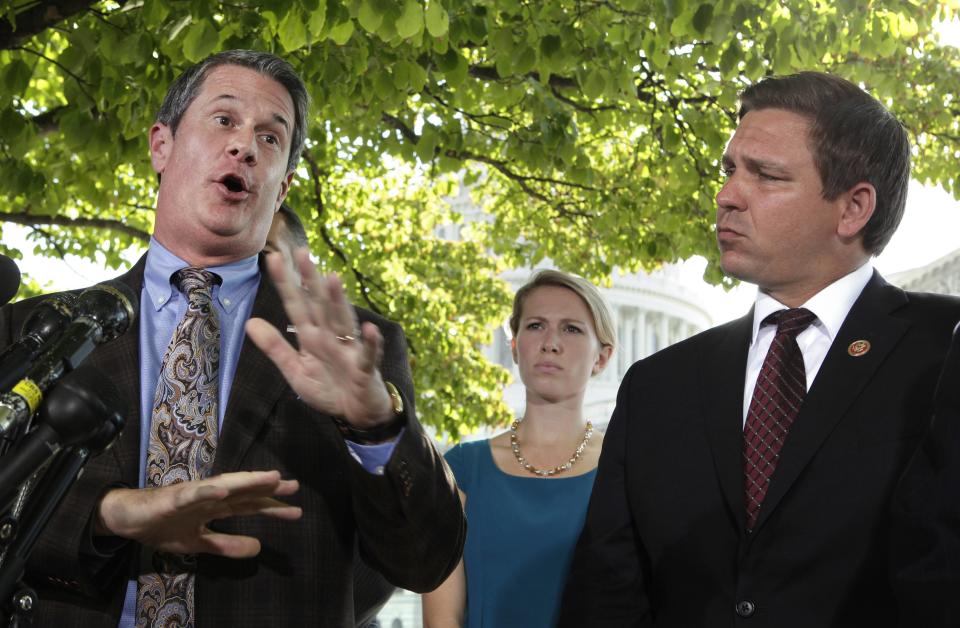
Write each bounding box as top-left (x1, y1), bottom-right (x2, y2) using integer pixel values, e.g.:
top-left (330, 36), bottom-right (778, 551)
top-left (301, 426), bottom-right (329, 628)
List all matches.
top-left (181, 20), bottom-right (220, 63)
top-left (583, 70), bottom-right (606, 99)
top-left (540, 34), bottom-right (562, 59)
top-left (490, 28), bottom-right (514, 54)
top-left (425, 0), bottom-right (449, 38)
top-left (328, 20), bottom-right (355, 45)
top-left (692, 4), bottom-right (714, 35)
top-left (651, 45), bottom-right (669, 69)
top-left (396, 0), bottom-right (423, 39)
top-left (663, 0), bottom-right (685, 20)
top-left (513, 45), bottom-right (536, 75)
top-left (308, 0), bottom-right (328, 39)
top-left (278, 7), bottom-right (308, 51)
top-left (719, 39), bottom-right (740, 77)
top-left (3, 59), bottom-right (31, 93)
top-left (358, 0), bottom-right (384, 34)
top-left (142, 0), bottom-right (171, 28)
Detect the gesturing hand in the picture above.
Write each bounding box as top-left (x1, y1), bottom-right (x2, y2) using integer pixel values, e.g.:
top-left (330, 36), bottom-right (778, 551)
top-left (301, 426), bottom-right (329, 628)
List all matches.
top-left (96, 470), bottom-right (301, 558)
top-left (246, 248), bottom-right (394, 428)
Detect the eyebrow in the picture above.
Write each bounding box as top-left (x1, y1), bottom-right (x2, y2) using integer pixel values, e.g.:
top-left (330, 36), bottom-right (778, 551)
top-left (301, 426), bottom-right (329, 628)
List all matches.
top-left (524, 315), bottom-right (589, 325)
top-left (721, 153), bottom-right (789, 174)
top-left (210, 94), bottom-right (290, 133)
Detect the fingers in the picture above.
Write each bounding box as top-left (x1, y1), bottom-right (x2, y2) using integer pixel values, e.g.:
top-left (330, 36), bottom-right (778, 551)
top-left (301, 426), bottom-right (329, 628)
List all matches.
top-left (216, 495), bottom-right (303, 521)
top-left (165, 471), bottom-right (301, 521)
top-left (266, 248), bottom-right (320, 334)
top-left (322, 273), bottom-right (360, 339)
top-left (246, 318), bottom-right (304, 380)
top-left (197, 530), bottom-right (263, 559)
top-left (356, 322), bottom-right (383, 374)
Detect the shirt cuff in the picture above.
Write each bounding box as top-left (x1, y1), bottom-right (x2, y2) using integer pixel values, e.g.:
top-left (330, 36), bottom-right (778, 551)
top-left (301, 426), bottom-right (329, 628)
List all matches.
top-left (345, 428), bottom-right (404, 475)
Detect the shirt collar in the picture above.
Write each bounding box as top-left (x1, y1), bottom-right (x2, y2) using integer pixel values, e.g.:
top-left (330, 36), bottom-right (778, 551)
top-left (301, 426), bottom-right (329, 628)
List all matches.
top-left (143, 237), bottom-right (260, 313)
top-left (750, 262), bottom-right (874, 345)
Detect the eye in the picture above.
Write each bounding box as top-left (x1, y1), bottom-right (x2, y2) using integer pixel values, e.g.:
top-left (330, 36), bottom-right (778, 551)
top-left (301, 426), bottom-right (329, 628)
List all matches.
top-left (525, 321), bottom-right (543, 330)
top-left (261, 133), bottom-right (280, 146)
top-left (757, 171), bottom-right (781, 181)
top-left (720, 166), bottom-right (734, 178)
top-left (565, 324), bottom-right (584, 334)
top-left (215, 115), bottom-right (231, 126)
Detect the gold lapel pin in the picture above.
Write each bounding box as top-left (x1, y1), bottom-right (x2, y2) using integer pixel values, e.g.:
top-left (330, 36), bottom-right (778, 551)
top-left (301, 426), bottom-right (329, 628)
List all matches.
top-left (847, 339), bottom-right (870, 357)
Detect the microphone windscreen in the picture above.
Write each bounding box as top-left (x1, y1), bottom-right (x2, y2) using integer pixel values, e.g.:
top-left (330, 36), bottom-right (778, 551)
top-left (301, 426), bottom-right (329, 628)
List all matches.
top-left (0, 254), bottom-right (21, 307)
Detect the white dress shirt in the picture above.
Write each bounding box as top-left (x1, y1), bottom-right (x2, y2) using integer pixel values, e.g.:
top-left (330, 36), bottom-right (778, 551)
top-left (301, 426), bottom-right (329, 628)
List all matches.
top-left (741, 262), bottom-right (875, 426)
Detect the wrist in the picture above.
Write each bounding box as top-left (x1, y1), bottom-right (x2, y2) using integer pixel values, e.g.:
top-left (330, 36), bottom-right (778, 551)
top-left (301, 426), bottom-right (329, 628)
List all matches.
top-left (94, 489), bottom-right (119, 537)
top-left (333, 381), bottom-right (406, 444)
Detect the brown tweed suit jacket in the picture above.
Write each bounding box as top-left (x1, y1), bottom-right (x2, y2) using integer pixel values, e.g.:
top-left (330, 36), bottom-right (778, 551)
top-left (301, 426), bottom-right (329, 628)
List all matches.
top-left (0, 254), bottom-right (465, 627)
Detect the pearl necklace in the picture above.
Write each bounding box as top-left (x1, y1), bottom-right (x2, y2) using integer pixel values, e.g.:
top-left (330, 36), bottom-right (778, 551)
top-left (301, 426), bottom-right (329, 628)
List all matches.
top-left (509, 419), bottom-right (594, 477)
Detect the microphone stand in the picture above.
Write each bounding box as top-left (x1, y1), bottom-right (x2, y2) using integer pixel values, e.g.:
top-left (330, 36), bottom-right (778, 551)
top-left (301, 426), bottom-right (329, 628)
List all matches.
top-left (0, 371), bottom-right (124, 627)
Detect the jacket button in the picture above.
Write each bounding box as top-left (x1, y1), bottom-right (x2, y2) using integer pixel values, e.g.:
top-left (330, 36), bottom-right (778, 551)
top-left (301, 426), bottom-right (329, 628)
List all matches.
top-left (735, 600), bottom-right (756, 617)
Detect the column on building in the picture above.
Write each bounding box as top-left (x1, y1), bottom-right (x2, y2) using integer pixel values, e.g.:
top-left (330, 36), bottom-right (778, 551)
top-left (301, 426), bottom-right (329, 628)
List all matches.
top-left (660, 314), bottom-right (671, 351)
top-left (637, 310), bottom-right (647, 361)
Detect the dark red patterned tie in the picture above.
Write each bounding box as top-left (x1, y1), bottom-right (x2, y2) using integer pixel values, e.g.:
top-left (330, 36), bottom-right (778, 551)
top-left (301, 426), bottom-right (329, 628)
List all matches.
top-left (743, 308), bottom-right (816, 531)
top-left (136, 268), bottom-right (220, 628)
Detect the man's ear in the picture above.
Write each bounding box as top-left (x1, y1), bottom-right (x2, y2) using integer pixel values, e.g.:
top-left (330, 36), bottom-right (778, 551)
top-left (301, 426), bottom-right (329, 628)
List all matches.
top-left (275, 170), bottom-right (295, 209)
top-left (149, 123), bottom-right (173, 174)
top-left (511, 337), bottom-right (518, 365)
top-left (837, 181), bottom-right (876, 241)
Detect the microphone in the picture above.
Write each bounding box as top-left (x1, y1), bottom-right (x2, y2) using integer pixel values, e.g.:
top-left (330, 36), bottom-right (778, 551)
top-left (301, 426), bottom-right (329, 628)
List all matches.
top-left (0, 293), bottom-right (78, 394)
top-left (0, 255), bottom-right (19, 307)
top-left (0, 280), bottom-right (137, 440)
top-left (0, 364), bottom-right (124, 504)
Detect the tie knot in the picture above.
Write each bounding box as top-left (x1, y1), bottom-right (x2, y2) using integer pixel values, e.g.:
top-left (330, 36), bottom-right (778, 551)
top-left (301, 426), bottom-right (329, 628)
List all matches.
top-left (173, 268), bottom-right (220, 301)
top-left (763, 307), bottom-right (816, 339)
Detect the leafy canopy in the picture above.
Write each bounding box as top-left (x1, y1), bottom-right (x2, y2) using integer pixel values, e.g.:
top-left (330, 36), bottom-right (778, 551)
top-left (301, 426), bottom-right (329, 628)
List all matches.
top-left (2, 0), bottom-right (959, 436)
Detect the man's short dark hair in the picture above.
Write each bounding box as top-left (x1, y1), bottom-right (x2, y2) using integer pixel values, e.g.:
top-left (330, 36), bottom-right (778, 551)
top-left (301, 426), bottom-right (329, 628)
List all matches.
top-left (156, 50), bottom-right (310, 173)
top-left (277, 203), bottom-right (310, 248)
top-left (738, 72), bottom-right (909, 255)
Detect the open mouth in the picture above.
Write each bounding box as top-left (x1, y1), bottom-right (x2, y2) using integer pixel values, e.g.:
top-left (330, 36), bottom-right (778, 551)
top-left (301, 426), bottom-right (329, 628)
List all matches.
top-left (220, 174), bottom-right (247, 193)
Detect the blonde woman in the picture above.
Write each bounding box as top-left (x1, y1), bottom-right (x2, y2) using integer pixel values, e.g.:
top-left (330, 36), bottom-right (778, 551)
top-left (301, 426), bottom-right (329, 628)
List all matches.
top-left (423, 270), bottom-right (615, 628)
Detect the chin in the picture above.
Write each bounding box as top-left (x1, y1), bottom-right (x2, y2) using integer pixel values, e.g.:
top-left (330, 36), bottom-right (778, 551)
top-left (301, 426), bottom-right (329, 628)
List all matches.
top-left (719, 254), bottom-right (758, 284)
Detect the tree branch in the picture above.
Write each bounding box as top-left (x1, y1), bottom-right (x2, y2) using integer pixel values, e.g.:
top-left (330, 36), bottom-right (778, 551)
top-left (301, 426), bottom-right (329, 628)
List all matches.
top-left (299, 150), bottom-right (389, 316)
top-left (0, 1), bottom-right (97, 50)
top-left (0, 211), bottom-right (150, 241)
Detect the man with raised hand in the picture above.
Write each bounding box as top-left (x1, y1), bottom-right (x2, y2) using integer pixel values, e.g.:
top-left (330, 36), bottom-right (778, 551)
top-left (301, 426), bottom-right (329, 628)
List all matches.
top-left (0, 50), bottom-right (464, 627)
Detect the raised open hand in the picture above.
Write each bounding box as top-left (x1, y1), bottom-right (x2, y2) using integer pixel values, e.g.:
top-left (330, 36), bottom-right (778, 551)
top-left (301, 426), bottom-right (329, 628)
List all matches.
top-left (246, 248), bottom-right (394, 428)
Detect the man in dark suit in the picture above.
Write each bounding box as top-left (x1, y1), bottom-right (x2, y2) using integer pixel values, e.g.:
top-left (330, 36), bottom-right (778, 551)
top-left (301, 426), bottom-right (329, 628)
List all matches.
top-left (0, 50), bottom-right (464, 627)
top-left (559, 72), bottom-right (960, 627)
top-left (893, 322), bottom-right (960, 626)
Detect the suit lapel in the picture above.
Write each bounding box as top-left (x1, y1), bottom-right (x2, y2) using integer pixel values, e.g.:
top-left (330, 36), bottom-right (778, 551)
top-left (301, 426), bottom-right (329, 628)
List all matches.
top-left (752, 272), bottom-right (910, 533)
top-left (212, 263), bottom-right (293, 474)
top-left (701, 310), bottom-right (754, 531)
top-left (88, 256), bottom-right (146, 487)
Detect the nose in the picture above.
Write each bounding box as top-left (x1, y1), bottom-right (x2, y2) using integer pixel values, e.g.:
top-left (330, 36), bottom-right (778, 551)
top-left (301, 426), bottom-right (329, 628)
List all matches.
top-left (716, 174), bottom-right (744, 213)
top-left (227, 128), bottom-right (257, 165)
top-left (540, 330), bottom-right (560, 353)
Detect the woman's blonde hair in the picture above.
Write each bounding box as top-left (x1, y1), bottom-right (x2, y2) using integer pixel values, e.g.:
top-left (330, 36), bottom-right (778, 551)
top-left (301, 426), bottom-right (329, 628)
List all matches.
top-left (509, 269), bottom-right (616, 348)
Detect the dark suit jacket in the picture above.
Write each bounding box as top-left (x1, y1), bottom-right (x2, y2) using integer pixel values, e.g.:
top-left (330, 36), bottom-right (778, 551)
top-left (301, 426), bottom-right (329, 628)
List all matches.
top-left (559, 273), bottom-right (960, 628)
top-left (0, 255), bottom-right (465, 627)
top-left (892, 321), bottom-right (960, 627)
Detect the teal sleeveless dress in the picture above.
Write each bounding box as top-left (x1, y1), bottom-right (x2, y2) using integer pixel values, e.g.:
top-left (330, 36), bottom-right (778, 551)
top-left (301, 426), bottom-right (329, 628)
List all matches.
top-left (444, 439), bottom-right (597, 628)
